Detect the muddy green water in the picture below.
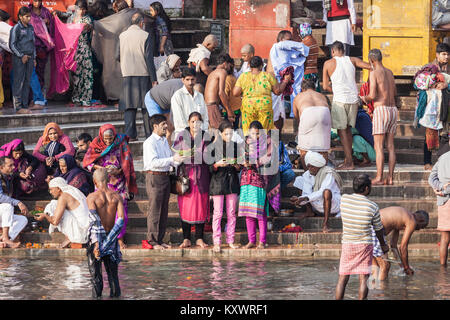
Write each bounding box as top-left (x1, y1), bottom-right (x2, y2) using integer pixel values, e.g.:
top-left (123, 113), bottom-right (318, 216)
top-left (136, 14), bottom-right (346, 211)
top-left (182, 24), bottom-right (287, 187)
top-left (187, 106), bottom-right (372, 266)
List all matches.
top-left (0, 257), bottom-right (448, 300)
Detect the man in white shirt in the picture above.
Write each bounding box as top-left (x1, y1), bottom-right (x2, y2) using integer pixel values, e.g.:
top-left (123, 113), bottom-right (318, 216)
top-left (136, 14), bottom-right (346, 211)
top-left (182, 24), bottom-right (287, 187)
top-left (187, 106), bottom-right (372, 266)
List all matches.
top-left (171, 67), bottom-right (209, 134)
top-left (291, 151), bottom-right (343, 233)
top-left (143, 114), bottom-right (184, 250)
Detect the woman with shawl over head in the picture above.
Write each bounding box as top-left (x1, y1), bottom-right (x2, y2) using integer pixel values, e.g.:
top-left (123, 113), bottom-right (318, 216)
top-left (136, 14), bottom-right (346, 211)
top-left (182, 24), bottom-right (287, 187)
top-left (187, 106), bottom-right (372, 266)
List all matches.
top-left (238, 121), bottom-right (281, 249)
top-left (83, 124), bottom-right (137, 249)
top-left (47, 154), bottom-right (93, 196)
top-left (0, 139), bottom-right (47, 197)
top-left (68, 0), bottom-right (94, 107)
top-left (33, 122), bottom-right (76, 175)
top-left (173, 112), bottom-right (212, 249)
top-left (149, 1), bottom-right (174, 56)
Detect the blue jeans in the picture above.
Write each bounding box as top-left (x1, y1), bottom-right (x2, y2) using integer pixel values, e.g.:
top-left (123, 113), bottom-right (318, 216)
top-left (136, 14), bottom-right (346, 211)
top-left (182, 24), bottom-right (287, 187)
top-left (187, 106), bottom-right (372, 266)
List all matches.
top-left (144, 91), bottom-right (169, 117)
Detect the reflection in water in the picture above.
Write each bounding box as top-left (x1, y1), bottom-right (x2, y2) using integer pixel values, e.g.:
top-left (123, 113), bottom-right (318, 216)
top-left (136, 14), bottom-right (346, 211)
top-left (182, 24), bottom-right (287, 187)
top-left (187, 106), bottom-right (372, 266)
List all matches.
top-left (0, 257), bottom-right (448, 300)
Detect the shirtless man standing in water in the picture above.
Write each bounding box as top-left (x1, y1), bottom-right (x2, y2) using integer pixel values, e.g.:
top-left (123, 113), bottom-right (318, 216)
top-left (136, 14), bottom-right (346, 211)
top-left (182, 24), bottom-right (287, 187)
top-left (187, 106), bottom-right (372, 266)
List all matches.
top-left (204, 54), bottom-right (235, 129)
top-left (360, 49), bottom-right (398, 185)
top-left (86, 168), bottom-right (125, 298)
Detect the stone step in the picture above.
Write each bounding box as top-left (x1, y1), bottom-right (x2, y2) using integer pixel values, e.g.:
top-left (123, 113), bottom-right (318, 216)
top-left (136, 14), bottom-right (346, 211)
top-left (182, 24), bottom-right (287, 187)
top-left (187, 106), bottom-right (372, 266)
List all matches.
top-left (0, 120), bottom-right (145, 147)
top-left (19, 228), bottom-right (442, 246)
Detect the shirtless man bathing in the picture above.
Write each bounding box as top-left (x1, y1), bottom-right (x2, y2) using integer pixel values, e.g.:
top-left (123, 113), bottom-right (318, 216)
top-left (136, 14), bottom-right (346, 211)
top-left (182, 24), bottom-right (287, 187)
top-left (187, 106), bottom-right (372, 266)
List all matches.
top-left (360, 48), bottom-right (398, 185)
top-left (86, 168), bottom-right (125, 298)
top-left (371, 206), bottom-right (429, 281)
top-left (204, 53), bottom-right (235, 129)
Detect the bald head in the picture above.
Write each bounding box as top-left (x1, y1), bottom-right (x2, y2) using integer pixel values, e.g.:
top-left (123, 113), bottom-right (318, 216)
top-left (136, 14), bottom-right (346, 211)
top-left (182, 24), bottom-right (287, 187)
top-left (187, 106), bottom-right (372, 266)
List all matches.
top-left (241, 44), bottom-right (255, 62)
top-left (93, 167), bottom-right (108, 186)
top-left (203, 34), bottom-right (218, 52)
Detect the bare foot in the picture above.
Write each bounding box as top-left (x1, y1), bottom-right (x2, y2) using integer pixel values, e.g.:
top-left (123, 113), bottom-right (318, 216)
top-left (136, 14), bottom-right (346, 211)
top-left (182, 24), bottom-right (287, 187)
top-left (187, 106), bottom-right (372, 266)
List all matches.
top-left (16, 108), bottom-right (32, 114)
top-left (358, 160), bottom-right (372, 167)
top-left (424, 164), bottom-right (433, 171)
top-left (0, 242), bottom-right (6, 248)
top-left (196, 239), bottom-right (208, 248)
top-left (3, 238), bottom-right (20, 248)
top-left (118, 239), bottom-right (127, 250)
top-left (322, 225), bottom-right (331, 233)
top-left (213, 244), bottom-right (221, 253)
top-left (59, 239), bottom-right (71, 248)
top-left (29, 104), bottom-right (44, 110)
top-left (371, 178), bottom-right (384, 185)
top-left (161, 243), bottom-right (172, 249)
top-left (257, 242), bottom-right (266, 249)
top-left (384, 177), bottom-right (394, 185)
top-left (336, 162), bottom-right (355, 170)
top-left (229, 243), bottom-right (241, 249)
top-left (179, 239), bottom-right (191, 248)
top-left (153, 244), bottom-right (165, 250)
top-left (244, 242), bottom-right (256, 249)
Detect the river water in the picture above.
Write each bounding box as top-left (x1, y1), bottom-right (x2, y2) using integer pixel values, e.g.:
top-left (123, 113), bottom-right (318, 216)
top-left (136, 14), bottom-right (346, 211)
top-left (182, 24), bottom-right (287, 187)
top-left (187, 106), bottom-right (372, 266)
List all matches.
top-left (0, 257), bottom-right (448, 300)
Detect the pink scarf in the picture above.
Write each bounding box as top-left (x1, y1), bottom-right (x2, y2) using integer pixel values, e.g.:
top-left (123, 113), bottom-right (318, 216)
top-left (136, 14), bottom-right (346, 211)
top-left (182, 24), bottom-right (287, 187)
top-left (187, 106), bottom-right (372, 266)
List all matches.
top-left (47, 16), bottom-right (85, 96)
top-left (30, 14), bottom-right (54, 51)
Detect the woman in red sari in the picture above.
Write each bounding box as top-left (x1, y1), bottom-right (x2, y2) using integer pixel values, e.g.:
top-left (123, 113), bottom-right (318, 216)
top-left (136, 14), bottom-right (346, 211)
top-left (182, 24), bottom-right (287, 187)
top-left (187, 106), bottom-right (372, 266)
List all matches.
top-left (83, 124), bottom-right (137, 249)
top-left (173, 112), bottom-right (212, 249)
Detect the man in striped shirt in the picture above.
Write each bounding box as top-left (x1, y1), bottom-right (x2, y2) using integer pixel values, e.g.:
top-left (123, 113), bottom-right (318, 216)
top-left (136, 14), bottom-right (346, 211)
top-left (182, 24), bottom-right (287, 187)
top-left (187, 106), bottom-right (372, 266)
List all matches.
top-left (336, 174), bottom-right (389, 300)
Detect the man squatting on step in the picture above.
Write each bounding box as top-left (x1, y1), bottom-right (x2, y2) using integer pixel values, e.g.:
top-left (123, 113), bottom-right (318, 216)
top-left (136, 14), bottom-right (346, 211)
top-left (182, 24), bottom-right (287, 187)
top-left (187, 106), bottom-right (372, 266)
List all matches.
top-left (86, 168), bottom-right (125, 298)
top-left (371, 207), bottom-right (429, 280)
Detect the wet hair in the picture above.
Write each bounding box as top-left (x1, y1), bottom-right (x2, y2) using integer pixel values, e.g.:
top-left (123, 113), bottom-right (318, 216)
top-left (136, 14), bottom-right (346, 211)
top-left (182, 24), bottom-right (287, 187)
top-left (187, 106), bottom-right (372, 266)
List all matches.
top-left (436, 43), bottom-right (450, 54)
top-left (249, 121), bottom-right (263, 130)
top-left (277, 30), bottom-right (292, 42)
top-left (18, 6), bottom-right (31, 19)
top-left (301, 78), bottom-right (316, 91)
top-left (149, 114), bottom-right (166, 130)
top-left (131, 12), bottom-right (143, 25)
top-left (75, 0), bottom-right (88, 10)
top-left (414, 210), bottom-right (429, 226)
top-left (249, 56), bottom-right (264, 69)
top-left (182, 67), bottom-right (196, 78)
top-left (0, 9), bottom-right (10, 22)
top-left (0, 156), bottom-right (12, 168)
top-left (353, 174), bottom-right (371, 194)
top-left (331, 41), bottom-right (345, 53)
top-left (13, 142), bottom-right (25, 152)
top-left (113, 0), bottom-right (129, 12)
top-left (188, 111), bottom-right (203, 122)
top-left (218, 120), bottom-right (233, 133)
top-left (77, 133), bottom-right (93, 143)
top-left (217, 53), bottom-right (234, 65)
top-left (150, 2), bottom-right (172, 32)
top-left (368, 48), bottom-right (383, 62)
top-left (93, 167), bottom-right (108, 185)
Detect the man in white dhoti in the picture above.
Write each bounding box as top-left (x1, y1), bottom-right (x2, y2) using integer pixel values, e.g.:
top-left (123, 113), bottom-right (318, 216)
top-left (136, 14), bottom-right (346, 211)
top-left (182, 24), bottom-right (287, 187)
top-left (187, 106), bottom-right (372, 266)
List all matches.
top-left (291, 151), bottom-right (343, 233)
top-left (35, 177), bottom-right (90, 248)
top-left (0, 157), bottom-right (29, 248)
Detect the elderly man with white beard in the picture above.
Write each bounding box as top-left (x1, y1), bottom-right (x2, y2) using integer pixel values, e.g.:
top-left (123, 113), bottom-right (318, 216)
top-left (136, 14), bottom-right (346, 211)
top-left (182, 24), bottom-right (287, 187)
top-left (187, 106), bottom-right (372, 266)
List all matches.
top-left (290, 151), bottom-right (343, 233)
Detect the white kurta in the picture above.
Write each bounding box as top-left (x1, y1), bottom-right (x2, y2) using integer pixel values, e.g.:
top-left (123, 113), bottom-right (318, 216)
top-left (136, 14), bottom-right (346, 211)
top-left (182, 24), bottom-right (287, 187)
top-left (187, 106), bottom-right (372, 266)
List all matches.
top-left (293, 171), bottom-right (341, 214)
top-left (0, 203), bottom-right (28, 241)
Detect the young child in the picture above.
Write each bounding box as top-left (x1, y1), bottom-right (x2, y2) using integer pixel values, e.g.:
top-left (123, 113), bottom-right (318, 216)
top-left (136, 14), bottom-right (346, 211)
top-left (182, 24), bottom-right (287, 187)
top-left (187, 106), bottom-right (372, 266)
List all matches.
top-left (209, 120), bottom-right (242, 253)
top-left (9, 7), bottom-right (35, 114)
top-left (75, 133), bottom-right (93, 167)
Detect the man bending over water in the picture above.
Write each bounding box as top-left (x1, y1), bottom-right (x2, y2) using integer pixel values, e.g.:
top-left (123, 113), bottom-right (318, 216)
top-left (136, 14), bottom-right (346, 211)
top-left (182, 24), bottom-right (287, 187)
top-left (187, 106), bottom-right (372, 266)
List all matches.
top-left (371, 207), bottom-right (429, 280)
top-left (86, 168), bottom-right (125, 298)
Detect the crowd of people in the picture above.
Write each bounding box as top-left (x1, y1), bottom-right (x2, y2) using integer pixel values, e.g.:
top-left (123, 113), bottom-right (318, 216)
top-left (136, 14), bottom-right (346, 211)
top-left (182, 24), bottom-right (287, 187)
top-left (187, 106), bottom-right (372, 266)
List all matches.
top-left (0, 0), bottom-right (449, 300)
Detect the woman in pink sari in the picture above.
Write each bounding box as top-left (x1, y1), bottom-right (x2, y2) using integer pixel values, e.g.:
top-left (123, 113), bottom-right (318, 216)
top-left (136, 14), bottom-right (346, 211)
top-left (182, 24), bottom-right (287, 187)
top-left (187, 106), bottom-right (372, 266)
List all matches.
top-left (0, 139), bottom-right (47, 197)
top-left (173, 112), bottom-right (212, 249)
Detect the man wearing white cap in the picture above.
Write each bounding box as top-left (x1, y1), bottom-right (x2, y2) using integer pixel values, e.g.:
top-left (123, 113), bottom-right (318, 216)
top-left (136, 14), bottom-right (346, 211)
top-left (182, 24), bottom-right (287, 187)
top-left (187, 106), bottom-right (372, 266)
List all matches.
top-left (35, 177), bottom-right (90, 248)
top-left (291, 151), bottom-right (343, 232)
